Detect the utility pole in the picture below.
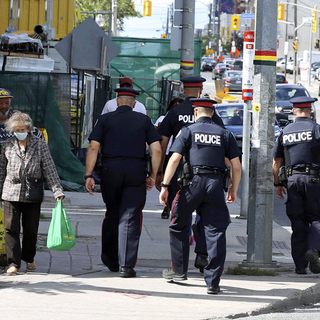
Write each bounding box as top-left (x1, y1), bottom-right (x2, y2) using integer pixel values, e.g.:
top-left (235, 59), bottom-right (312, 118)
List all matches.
top-left (208, 3), bottom-right (213, 50)
top-left (243, 0), bottom-right (278, 269)
top-left (180, 0), bottom-right (195, 78)
top-left (166, 6), bottom-right (169, 37)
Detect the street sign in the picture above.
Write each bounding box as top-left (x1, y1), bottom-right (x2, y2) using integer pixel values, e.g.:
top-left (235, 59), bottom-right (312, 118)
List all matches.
top-left (241, 13), bottom-right (255, 19)
top-left (242, 31), bottom-right (255, 100)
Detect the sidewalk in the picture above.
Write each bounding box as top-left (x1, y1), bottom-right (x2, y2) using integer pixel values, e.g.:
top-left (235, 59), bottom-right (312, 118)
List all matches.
top-left (1, 188), bottom-right (320, 320)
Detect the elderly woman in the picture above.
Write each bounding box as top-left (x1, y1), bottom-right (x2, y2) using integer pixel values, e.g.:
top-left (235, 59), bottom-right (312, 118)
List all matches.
top-left (0, 112), bottom-right (65, 275)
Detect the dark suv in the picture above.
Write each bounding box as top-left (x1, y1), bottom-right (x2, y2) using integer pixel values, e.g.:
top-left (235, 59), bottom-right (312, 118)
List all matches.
top-left (275, 84), bottom-right (317, 124)
top-left (230, 59), bottom-right (243, 71)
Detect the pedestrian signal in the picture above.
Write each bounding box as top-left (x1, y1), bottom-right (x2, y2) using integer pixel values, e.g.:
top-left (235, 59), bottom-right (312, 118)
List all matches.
top-left (231, 15), bottom-right (240, 31)
top-left (315, 39), bottom-right (320, 49)
top-left (143, 1), bottom-right (152, 17)
top-left (293, 40), bottom-right (299, 51)
top-left (277, 4), bottom-right (285, 21)
top-left (312, 8), bottom-right (317, 34)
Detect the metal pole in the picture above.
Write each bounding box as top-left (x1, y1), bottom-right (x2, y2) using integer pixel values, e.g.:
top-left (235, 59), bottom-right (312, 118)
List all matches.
top-left (242, 0), bottom-right (278, 268)
top-left (308, 25), bottom-right (313, 85)
top-left (293, 0), bottom-right (297, 84)
top-left (112, 0), bottom-right (117, 36)
top-left (180, 0), bottom-right (195, 78)
top-left (217, 0), bottom-right (221, 57)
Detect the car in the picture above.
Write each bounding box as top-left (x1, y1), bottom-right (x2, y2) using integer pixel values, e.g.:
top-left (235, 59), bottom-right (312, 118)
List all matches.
top-left (216, 103), bottom-right (281, 152)
top-left (201, 58), bottom-right (215, 72)
top-left (212, 63), bottom-right (231, 80)
top-left (229, 59), bottom-right (243, 71)
top-left (275, 83), bottom-right (317, 123)
top-left (276, 58), bottom-right (293, 72)
top-left (276, 73), bottom-right (288, 84)
top-left (286, 58), bottom-right (302, 74)
top-left (222, 70), bottom-right (242, 91)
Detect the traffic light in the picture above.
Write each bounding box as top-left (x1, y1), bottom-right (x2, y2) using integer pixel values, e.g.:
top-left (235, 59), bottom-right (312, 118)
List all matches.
top-left (231, 15), bottom-right (240, 31)
top-left (277, 4), bottom-right (285, 21)
top-left (312, 7), bottom-right (317, 34)
top-left (161, 34), bottom-right (167, 39)
top-left (143, 1), bottom-right (152, 17)
top-left (293, 40), bottom-right (299, 51)
top-left (315, 39), bottom-right (320, 49)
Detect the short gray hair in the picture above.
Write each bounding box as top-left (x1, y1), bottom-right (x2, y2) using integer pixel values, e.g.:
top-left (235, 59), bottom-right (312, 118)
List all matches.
top-left (5, 112), bottom-right (34, 134)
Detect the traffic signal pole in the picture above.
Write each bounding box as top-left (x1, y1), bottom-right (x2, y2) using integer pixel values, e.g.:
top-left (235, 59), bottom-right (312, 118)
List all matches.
top-left (242, 0), bottom-right (278, 269)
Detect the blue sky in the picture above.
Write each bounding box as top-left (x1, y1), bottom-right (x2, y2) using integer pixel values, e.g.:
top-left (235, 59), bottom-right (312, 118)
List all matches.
top-left (120, 0), bottom-right (214, 38)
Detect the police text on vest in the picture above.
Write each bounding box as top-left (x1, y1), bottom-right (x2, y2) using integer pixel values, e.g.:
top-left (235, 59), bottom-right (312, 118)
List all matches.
top-left (179, 115), bottom-right (195, 124)
top-left (195, 133), bottom-right (221, 145)
top-left (283, 131), bottom-right (312, 144)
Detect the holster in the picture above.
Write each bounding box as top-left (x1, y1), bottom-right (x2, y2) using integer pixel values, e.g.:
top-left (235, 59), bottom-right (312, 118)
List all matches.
top-left (177, 156), bottom-right (193, 186)
top-left (278, 166), bottom-right (287, 188)
top-left (146, 149), bottom-right (152, 176)
top-left (224, 166), bottom-right (231, 192)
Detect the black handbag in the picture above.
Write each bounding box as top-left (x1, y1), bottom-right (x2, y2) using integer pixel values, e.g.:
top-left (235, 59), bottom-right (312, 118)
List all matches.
top-left (25, 177), bottom-right (44, 202)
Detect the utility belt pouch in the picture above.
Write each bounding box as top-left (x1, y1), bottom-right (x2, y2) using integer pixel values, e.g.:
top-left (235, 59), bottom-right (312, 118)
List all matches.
top-left (224, 166), bottom-right (231, 192)
top-left (279, 166), bottom-right (288, 188)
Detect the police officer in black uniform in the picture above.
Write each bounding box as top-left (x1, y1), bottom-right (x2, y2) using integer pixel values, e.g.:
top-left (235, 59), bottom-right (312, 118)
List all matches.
top-left (159, 98), bottom-right (241, 294)
top-left (273, 96), bottom-right (320, 275)
top-left (85, 87), bottom-right (162, 278)
top-left (156, 76), bottom-right (226, 272)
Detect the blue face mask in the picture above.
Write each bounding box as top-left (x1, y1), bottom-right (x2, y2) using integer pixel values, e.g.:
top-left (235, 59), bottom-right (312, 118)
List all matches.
top-left (14, 132), bottom-right (28, 141)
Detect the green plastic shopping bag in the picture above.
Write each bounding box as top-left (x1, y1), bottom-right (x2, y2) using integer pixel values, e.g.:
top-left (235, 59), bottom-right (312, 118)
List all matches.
top-left (0, 206), bottom-right (5, 254)
top-left (47, 200), bottom-right (76, 251)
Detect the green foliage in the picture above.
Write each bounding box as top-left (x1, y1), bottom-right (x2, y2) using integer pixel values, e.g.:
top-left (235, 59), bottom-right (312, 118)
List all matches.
top-left (75, 0), bottom-right (141, 31)
top-left (226, 265), bottom-right (278, 276)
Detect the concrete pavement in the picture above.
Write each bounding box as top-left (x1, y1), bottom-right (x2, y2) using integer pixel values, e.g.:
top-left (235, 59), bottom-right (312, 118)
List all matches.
top-left (1, 188), bottom-right (320, 320)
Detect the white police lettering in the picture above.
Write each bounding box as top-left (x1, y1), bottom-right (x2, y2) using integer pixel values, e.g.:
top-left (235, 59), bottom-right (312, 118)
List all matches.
top-left (195, 133), bottom-right (221, 145)
top-left (178, 114), bottom-right (195, 124)
top-left (283, 131), bottom-right (312, 144)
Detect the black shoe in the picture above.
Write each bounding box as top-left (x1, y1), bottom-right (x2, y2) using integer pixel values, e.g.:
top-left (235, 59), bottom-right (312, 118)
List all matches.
top-left (101, 253), bottom-right (119, 272)
top-left (162, 268), bottom-right (187, 281)
top-left (295, 268), bottom-right (307, 274)
top-left (207, 285), bottom-right (220, 294)
top-left (161, 207), bottom-right (170, 219)
top-left (305, 248), bottom-right (320, 274)
top-left (119, 267), bottom-right (136, 278)
top-left (0, 254), bottom-right (7, 267)
top-left (194, 253), bottom-right (208, 273)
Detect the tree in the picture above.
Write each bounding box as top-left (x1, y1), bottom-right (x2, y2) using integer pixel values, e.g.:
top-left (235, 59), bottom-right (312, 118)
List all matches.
top-left (75, 0), bottom-right (141, 32)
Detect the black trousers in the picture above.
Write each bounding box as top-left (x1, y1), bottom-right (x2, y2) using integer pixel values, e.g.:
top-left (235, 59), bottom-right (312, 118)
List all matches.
top-left (170, 174), bottom-right (230, 288)
top-left (4, 201), bottom-right (41, 269)
top-left (100, 158), bottom-right (146, 268)
top-left (286, 174), bottom-right (320, 269)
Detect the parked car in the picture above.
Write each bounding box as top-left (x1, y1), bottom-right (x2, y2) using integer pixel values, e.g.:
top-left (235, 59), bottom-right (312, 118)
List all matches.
top-left (212, 63), bottom-right (230, 80)
top-left (229, 59), bottom-right (243, 71)
top-left (222, 70), bottom-right (243, 91)
top-left (276, 73), bottom-right (288, 84)
top-left (201, 58), bottom-right (215, 72)
top-left (275, 83), bottom-right (317, 123)
top-left (216, 103), bottom-right (281, 152)
top-left (286, 58), bottom-right (302, 74)
top-left (276, 58), bottom-right (292, 72)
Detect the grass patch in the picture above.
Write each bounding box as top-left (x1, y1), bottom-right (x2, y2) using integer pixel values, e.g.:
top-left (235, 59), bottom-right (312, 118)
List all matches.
top-left (226, 265), bottom-right (278, 276)
top-left (40, 213), bottom-right (51, 220)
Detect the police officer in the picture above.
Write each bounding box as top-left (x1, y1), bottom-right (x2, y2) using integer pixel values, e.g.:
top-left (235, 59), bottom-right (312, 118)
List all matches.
top-left (273, 96), bottom-right (320, 275)
top-left (85, 87), bottom-right (162, 278)
top-left (159, 98), bottom-right (241, 294)
top-left (156, 76), bottom-right (225, 272)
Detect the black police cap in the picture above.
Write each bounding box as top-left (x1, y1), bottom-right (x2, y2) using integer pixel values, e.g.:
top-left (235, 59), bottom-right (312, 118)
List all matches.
top-left (114, 87), bottom-right (139, 97)
top-left (289, 96), bottom-right (316, 108)
top-left (190, 98), bottom-right (217, 108)
top-left (180, 76), bottom-right (206, 88)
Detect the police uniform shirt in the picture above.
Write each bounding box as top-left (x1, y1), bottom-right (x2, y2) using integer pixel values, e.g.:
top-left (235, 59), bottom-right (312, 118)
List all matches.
top-left (89, 105), bottom-right (161, 158)
top-left (158, 97), bottom-right (224, 139)
top-left (273, 117), bottom-right (320, 167)
top-left (171, 117), bottom-right (241, 170)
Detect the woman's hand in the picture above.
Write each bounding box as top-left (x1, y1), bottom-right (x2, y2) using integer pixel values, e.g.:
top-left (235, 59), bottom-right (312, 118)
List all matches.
top-left (56, 195), bottom-right (65, 201)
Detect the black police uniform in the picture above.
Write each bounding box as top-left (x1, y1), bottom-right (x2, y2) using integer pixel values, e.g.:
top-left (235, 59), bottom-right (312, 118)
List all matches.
top-left (89, 102), bottom-right (161, 270)
top-left (158, 79), bottom-right (225, 258)
top-left (169, 111), bottom-right (240, 288)
top-left (273, 97), bottom-right (320, 271)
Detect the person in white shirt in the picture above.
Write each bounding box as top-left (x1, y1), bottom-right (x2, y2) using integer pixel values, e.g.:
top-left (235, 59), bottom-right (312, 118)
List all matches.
top-left (101, 77), bottom-right (147, 115)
